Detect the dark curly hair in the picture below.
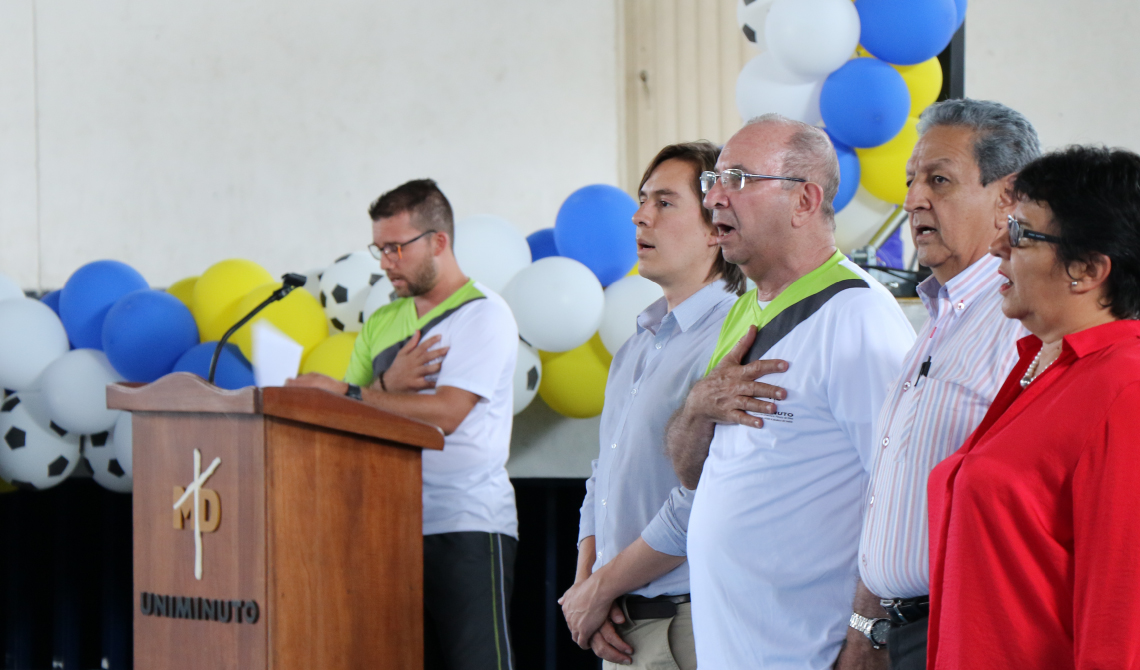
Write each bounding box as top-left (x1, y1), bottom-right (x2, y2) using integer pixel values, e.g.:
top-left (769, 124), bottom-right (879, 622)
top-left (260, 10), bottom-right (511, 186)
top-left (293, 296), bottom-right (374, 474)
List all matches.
top-left (1012, 145), bottom-right (1140, 319)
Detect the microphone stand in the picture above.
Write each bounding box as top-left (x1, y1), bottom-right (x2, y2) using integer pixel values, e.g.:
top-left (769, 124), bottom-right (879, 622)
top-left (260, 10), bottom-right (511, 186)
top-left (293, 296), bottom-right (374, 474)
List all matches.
top-left (207, 273), bottom-right (308, 385)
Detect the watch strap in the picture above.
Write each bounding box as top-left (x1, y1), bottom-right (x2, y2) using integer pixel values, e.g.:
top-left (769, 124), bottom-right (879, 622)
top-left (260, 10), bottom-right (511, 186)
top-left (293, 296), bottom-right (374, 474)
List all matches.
top-left (849, 612), bottom-right (889, 649)
top-left (345, 383), bottom-right (363, 401)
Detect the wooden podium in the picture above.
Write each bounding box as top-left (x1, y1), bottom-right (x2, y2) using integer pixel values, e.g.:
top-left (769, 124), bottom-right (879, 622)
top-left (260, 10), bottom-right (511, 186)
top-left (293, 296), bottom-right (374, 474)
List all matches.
top-left (107, 373), bottom-right (444, 670)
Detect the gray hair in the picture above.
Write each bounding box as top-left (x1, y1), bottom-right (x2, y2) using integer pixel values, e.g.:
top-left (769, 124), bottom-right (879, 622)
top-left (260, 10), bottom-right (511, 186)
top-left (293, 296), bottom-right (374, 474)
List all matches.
top-left (744, 113), bottom-right (841, 220)
top-left (917, 99), bottom-right (1041, 186)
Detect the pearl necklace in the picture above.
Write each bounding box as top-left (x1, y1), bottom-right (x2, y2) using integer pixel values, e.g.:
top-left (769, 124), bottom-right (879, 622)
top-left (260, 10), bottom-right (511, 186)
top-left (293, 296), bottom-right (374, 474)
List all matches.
top-left (1020, 347), bottom-right (1057, 388)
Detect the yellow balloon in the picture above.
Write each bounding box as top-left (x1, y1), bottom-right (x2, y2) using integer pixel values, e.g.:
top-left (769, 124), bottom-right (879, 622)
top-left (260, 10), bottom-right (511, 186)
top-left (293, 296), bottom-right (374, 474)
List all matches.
top-left (165, 275), bottom-right (198, 309)
top-left (192, 259), bottom-right (274, 342)
top-left (537, 333), bottom-right (612, 419)
top-left (627, 264), bottom-right (639, 277)
top-left (301, 332), bottom-right (358, 380)
top-left (857, 117), bottom-right (919, 206)
top-left (893, 58), bottom-right (943, 117)
top-left (228, 282), bottom-right (329, 361)
top-left (0, 479), bottom-right (16, 494)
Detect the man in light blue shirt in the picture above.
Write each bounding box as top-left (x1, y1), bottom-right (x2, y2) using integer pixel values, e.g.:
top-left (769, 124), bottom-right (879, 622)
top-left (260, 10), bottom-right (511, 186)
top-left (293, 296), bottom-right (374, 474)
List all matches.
top-left (558, 142), bottom-right (744, 669)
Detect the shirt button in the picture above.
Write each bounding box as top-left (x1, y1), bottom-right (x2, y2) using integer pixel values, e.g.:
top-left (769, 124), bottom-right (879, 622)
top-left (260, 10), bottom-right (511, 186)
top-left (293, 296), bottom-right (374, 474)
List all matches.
top-left (611, 443), bottom-right (617, 449)
top-left (862, 554), bottom-right (867, 565)
top-left (955, 301), bottom-right (965, 311)
top-left (869, 495), bottom-right (875, 506)
top-left (881, 437), bottom-right (890, 448)
top-left (602, 499), bottom-right (606, 506)
top-left (902, 381), bottom-right (911, 391)
top-left (655, 342), bottom-right (662, 349)
top-left (597, 551), bottom-right (603, 558)
top-left (631, 388), bottom-right (637, 396)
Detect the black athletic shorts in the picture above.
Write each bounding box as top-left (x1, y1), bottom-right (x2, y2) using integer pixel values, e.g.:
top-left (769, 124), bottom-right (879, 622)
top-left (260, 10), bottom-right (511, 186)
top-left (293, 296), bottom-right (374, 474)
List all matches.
top-left (423, 531), bottom-right (517, 670)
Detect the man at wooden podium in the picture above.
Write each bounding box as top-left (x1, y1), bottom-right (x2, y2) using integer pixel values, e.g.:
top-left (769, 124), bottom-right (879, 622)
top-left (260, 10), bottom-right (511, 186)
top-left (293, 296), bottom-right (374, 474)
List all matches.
top-left (288, 179), bottom-right (519, 670)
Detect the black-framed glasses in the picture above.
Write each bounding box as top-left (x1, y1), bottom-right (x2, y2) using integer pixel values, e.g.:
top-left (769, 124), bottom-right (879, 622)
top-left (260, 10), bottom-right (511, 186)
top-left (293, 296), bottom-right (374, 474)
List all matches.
top-left (699, 169), bottom-right (806, 194)
top-left (368, 230), bottom-right (437, 261)
top-left (1007, 215), bottom-right (1062, 248)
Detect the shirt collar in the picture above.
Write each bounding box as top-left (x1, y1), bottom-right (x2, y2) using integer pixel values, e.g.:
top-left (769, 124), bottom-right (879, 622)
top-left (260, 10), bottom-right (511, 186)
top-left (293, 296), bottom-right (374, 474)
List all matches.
top-left (916, 254), bottom-right (1003, 317)
top-left (636, 279), bottom-right (732, 335)
top-left (1016, 319), bottom-right (1140, 360)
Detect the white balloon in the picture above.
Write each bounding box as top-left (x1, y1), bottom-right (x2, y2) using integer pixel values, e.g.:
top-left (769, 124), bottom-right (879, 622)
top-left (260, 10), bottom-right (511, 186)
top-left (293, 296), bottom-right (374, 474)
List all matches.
top-left (112, 410), bottom-right (132, 478)
top-left (736, 52), bottom-right (824, 125)
top-left (0, 273), bottom-right (23, 304)
top-left (765, 0), bottom-right (861, 79)
top-left (501, 257), bottom-right (604, 353)
top-left (513, 341), bottom-right (542, 415)
top-left (0, 391), bottom-right (81, 490)
top-left (85, 419), bottom-right (131, 493)
top-left (362, 272), bottom-right (396, 323)
top-left (737, 0), bottom-right (777, 50)
top-left (834, 186), bottom-right (898, 254)
top-left (0, 298), bottom-right (70, 391)
top-left (39, 349), bottom-right (123, 434)
top-left (319, 250), bottom-right (383, 333)
top-left (598, 275), bottom-right (665, 355)
top-left (453, 215), bottom-right (532, 294)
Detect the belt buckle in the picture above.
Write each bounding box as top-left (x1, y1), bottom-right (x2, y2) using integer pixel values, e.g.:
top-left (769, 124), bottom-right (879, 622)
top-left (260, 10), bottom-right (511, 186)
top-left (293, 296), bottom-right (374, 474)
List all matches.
top-left (879, 598), bottom-right (910, 625)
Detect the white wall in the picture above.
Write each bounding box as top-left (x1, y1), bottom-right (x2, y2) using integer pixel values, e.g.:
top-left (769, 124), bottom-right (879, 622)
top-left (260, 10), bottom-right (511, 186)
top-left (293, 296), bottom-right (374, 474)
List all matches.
top-left (965, 0), bottom-right (1140, 152)
top-left (4, 0), bottom-right (1139, 292)
top-left (0, 0), bottom-right (618, 291)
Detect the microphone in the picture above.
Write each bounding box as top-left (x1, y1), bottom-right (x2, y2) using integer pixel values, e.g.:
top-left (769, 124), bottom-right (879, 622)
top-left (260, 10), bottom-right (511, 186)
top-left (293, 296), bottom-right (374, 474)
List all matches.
top-left (207, 273), bottom-right (308, 385)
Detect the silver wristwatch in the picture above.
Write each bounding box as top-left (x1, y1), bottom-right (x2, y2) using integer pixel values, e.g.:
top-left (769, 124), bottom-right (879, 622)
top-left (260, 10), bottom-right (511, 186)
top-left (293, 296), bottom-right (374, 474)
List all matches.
top-left (849, 612), bottom-right (891, 649)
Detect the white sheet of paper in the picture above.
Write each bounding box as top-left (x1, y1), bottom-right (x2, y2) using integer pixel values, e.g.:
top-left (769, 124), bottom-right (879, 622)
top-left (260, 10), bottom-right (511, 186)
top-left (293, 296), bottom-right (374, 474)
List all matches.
top-left (251, 321), bottom-right (303, 388)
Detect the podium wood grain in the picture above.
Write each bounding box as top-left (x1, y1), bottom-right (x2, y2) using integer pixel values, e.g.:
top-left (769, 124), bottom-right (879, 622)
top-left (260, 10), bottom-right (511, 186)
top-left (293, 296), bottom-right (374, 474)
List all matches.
top-left (110, 373), bottom-right (442, 670)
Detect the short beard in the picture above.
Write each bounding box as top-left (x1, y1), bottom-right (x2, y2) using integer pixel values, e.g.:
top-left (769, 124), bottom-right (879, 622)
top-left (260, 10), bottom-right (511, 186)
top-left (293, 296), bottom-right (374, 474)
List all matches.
top-left (394, 257), bottom-right (439, 298)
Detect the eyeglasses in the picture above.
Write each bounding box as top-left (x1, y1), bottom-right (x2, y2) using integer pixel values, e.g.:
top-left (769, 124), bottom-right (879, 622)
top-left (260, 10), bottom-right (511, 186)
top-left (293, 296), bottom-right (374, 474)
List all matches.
top-left (1006, 215), bottom-right (1062, 248)
top-left (368, 230), bottom-right (437, 261)
top-left (699, 169), bottom-right (806, 194)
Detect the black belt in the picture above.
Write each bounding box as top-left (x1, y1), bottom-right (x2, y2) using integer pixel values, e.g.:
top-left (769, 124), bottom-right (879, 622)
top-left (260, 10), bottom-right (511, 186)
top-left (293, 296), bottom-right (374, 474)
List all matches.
top-left (620, 594), bottom-right (690, 621)
top-left (880, 595), bottom-right (929, 625)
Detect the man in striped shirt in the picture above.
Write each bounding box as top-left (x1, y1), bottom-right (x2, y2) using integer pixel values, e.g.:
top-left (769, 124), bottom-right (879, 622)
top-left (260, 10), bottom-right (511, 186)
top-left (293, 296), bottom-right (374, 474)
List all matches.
top-left (854, 99), bottom-right (1040, 670)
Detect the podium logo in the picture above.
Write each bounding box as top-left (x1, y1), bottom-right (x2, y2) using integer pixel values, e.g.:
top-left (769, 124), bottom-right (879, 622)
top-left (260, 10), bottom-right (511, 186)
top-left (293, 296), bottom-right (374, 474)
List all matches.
top-left (172, 448), bottom-right (222, 581)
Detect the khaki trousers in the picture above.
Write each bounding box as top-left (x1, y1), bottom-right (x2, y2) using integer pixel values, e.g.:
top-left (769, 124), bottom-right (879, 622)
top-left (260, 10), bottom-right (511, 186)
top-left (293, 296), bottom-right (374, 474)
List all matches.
top-left (602, 602), bottom-right (696, 670)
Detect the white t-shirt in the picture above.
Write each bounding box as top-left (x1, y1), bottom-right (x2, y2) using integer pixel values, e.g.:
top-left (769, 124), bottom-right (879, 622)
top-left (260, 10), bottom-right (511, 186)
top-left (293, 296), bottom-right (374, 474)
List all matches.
top-left (688, 258), bottom-right (915, 669)
top-left (417, 285), bottom-right (519, 538)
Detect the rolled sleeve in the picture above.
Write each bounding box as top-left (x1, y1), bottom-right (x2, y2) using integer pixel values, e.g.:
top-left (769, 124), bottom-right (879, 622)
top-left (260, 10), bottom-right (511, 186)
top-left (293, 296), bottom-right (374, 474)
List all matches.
top-left (577, 458), bottom-right (598, 546)
top-left (641, 485), bottom-right (693, 557)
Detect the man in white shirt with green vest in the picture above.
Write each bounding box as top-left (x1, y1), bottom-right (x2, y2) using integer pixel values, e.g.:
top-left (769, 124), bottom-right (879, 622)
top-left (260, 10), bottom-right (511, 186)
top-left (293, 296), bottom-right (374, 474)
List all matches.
top-left (288, 179), bottom-right (518, 670)
top-left (665, 115), bottom-right (915, 669)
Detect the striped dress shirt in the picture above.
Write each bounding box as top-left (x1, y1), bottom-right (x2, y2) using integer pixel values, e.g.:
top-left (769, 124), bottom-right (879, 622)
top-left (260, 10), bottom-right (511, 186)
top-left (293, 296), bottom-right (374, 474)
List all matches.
top-left (859, 254), bottom-right (1025, 599)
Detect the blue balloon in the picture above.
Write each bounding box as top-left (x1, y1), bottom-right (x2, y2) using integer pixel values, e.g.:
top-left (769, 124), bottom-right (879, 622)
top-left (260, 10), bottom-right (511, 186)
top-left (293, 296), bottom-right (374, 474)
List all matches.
top-left (172, 342), bottom-right (254, 391)
top-left (41, 289), bottom-right (62, 316)
top-left (554, 185), bottom-right (638, 286)
top-left (102, 290), bottom-right (199, 383)
top-left (527, 228), bottom-right (559, 262)
top-left (953, 0), bottom-right (967, 29)
top-left (828, 132), bottom-right (861, 213)
top-left (820, 59), bottom-right (910, 149)
top-left (59, 260), bottom-right (148, 350)
top-left (856, 0), bottom-right (958, 66)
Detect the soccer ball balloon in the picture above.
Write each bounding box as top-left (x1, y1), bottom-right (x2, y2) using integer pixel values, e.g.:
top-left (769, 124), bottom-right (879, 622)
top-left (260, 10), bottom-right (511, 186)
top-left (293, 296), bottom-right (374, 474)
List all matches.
top-left (737, 0), bottom-right (777, 49)
top-left (84, 423), bottom-right (131, 493)
top-left (0, 392), bottom-right (81, 490)
top-left (318, 251), bottom-right (384, 333)
top-left (513, 341), bottom-right (542, 415)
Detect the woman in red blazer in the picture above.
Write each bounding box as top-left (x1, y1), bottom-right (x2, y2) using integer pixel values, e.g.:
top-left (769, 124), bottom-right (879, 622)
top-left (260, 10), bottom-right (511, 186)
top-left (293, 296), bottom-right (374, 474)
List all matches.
top-left (927, 145), bottom-right (1140, 670)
